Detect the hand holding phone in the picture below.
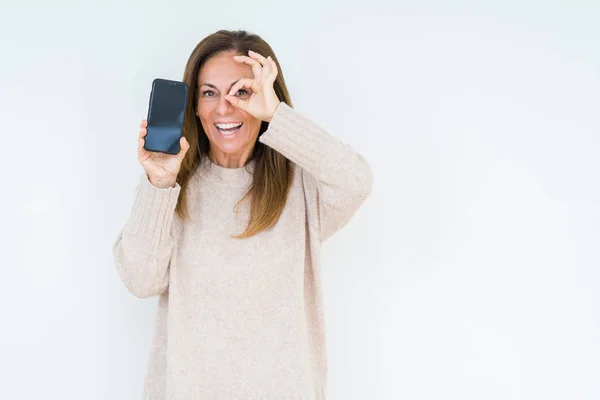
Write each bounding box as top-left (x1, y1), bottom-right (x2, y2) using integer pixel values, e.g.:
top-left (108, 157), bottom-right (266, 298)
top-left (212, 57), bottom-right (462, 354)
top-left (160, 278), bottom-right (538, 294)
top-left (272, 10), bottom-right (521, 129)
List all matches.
top-left (138, 78), bottom-right (190, 188)
top-left (144, 78), bottom-right (189, 155)
top-left (138, 119), bottom-right (190, 188)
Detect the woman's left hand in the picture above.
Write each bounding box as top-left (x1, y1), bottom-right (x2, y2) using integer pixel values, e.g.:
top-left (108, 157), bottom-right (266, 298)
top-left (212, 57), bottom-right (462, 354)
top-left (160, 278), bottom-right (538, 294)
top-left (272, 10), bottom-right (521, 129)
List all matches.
top-left (226, 50), bottom-right (281, 123)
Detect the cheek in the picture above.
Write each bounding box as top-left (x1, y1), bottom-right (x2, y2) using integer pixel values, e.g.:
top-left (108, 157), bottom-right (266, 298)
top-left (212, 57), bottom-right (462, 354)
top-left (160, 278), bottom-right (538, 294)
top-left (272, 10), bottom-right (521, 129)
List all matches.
top-left (251, 120), bottom-right (261, 136)
top-left (197, 101), bottom-right (212, 117)
top-left (196, 103), bottom-right (213, 129)
top-left (242, 114), bottom-right (261, 135)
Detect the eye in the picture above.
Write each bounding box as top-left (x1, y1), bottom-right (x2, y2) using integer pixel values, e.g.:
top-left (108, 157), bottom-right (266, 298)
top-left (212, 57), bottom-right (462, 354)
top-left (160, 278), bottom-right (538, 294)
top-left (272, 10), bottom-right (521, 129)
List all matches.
top-left (236, 89), bottom-right (249, 96)
top-left (202, 90), bottom-right (215, 97)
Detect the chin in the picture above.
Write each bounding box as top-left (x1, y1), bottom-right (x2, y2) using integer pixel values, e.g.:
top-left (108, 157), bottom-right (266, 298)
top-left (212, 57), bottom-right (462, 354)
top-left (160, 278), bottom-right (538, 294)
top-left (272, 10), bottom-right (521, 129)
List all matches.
top-left (215, 141), bottom-right (247, 154)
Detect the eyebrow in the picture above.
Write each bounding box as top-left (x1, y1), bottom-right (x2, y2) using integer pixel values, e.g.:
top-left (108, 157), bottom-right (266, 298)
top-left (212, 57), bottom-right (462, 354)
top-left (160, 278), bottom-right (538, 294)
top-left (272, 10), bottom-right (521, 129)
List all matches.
top-left (199, 79), bottom-right (240, 90)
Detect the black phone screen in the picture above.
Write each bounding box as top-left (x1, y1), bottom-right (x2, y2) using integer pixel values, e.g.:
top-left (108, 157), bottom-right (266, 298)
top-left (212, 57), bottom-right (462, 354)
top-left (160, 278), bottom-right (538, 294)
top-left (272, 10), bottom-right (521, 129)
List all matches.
top-left (144, 78), bottom-right (189, 155)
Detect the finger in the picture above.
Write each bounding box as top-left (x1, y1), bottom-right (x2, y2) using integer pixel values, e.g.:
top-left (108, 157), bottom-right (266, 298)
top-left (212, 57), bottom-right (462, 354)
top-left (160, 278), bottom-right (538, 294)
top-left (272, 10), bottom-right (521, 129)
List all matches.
top-left (138, 137), bottom-right (150, 161)
top-left (233, 54), bottom-right (263, 68)
top-left (139, 128), bottom-right (147, 139)
top-left (140, 119), bottom-right (147, 128)
top-left (233, 55), bottom-right (265, 82)
top-left (265, 56), bottom-right (278, 83)
top-left (248, 50), bottom-right (269, 67)
top-left (225, 93), bottom-right (248, 111)
top-left (228, 78), bottom-right (254, 96)
top-left (176, 136), bottom-right (190, 161)
top-left (249, 51), bottom-right (273, 78)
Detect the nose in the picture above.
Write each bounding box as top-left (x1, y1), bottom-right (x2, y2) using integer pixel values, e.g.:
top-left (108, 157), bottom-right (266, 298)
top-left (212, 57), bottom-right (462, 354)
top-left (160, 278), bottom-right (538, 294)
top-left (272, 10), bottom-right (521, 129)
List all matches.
top-left (216, 94), bottom-right (234, 115)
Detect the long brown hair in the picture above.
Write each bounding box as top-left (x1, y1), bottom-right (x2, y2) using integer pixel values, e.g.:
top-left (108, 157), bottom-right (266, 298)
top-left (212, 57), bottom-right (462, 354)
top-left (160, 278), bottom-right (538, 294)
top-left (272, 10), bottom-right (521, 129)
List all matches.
top-left (176, 30), bottom-right (294, 239)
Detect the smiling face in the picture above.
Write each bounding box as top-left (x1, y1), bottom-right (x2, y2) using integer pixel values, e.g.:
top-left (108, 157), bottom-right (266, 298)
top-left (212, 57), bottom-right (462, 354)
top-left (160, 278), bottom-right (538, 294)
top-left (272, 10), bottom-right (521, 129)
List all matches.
top-left (196, 50), bottom-right (262, 167)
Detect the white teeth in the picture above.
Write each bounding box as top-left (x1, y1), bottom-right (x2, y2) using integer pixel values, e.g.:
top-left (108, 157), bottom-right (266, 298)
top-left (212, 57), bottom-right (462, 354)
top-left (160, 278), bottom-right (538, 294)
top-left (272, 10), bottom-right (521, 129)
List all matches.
top-left (218, 126), bottom-right (241, 136)
top-left (215, 122), bottom-right (242, 129)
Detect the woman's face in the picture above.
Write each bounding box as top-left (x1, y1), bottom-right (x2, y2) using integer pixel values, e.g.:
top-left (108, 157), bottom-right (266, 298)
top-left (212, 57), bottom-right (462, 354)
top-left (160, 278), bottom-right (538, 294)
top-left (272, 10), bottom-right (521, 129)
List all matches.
top-left (196, 50), bottom-right (262, 164)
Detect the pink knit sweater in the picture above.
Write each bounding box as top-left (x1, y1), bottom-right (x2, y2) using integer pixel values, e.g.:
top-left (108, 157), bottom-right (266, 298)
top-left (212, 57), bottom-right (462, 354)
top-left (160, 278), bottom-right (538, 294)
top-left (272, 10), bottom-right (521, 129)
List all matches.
top-left (113, 102), bottom-right (373, 399)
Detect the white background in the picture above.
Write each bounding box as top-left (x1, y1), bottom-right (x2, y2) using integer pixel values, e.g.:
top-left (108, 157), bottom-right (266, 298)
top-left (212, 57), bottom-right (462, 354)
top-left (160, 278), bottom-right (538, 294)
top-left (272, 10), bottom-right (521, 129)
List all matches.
top-left (1, 0), bottom-right (599, 399)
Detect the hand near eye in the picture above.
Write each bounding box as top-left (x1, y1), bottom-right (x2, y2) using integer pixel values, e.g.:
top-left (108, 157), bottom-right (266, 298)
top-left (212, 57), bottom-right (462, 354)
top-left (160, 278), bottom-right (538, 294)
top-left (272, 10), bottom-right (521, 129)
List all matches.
top-left (226, 50), bottom-right (281, 123)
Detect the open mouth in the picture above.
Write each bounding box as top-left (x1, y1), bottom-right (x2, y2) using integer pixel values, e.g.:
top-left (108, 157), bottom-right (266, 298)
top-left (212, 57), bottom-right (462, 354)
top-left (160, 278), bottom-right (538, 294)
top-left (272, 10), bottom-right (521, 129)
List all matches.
top-left (215, 122), bottom-right (243, 136)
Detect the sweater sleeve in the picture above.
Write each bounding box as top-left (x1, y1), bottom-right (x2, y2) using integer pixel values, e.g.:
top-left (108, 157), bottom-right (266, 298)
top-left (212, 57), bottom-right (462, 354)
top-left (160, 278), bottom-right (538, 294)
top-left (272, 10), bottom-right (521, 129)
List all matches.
top-left (259, 102), bottom-right (373, 242)
top-left (112, 172), bottom-right (181, 298)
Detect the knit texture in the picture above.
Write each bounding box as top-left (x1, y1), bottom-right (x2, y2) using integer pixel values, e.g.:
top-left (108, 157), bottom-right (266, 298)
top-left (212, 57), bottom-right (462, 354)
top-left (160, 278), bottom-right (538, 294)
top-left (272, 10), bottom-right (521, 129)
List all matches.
top-left (113, 102), bottom-right (373, 399)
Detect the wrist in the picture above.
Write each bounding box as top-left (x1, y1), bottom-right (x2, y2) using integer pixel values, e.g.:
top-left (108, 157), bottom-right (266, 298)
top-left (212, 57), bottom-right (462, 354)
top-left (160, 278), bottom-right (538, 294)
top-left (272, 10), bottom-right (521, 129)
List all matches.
top-left (148, 176), bottom-right (176, 189)
top-left (265, 101), bottom-right (281, 123)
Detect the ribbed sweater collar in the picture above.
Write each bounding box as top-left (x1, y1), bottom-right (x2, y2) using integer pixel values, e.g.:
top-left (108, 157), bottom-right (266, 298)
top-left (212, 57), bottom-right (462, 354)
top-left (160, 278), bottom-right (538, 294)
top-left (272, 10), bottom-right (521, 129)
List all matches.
top-left (196, 155), bottom-right (255, 187)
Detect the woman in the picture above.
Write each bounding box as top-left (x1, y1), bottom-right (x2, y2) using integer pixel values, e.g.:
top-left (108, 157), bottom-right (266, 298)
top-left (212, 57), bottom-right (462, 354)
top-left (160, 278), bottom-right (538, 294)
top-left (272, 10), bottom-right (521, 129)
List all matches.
top-left (113, 29), bottom-right (373, 399)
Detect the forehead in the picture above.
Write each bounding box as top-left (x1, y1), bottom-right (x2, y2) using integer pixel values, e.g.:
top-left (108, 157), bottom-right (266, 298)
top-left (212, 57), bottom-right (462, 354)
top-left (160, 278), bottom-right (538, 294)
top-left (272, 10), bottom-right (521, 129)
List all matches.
top-left (198, 51), bottom-right (252, 84)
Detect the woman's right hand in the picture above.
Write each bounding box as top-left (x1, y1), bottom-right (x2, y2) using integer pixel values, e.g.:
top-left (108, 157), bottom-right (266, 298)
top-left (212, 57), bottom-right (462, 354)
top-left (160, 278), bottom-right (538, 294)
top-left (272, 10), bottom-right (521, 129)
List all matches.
top-left (138, 119), bottom-right (190, 188)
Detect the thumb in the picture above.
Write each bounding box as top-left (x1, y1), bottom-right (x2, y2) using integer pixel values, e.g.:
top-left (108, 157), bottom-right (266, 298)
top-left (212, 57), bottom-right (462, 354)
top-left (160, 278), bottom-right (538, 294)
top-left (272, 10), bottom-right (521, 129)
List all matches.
top-left (225, 95), bottom-right (247, 111)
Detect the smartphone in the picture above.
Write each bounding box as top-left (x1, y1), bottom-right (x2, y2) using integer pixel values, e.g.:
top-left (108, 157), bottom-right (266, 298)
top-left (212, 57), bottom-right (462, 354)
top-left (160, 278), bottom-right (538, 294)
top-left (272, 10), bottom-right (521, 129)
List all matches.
top-left (144, 78), bottom-right (189, 155)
